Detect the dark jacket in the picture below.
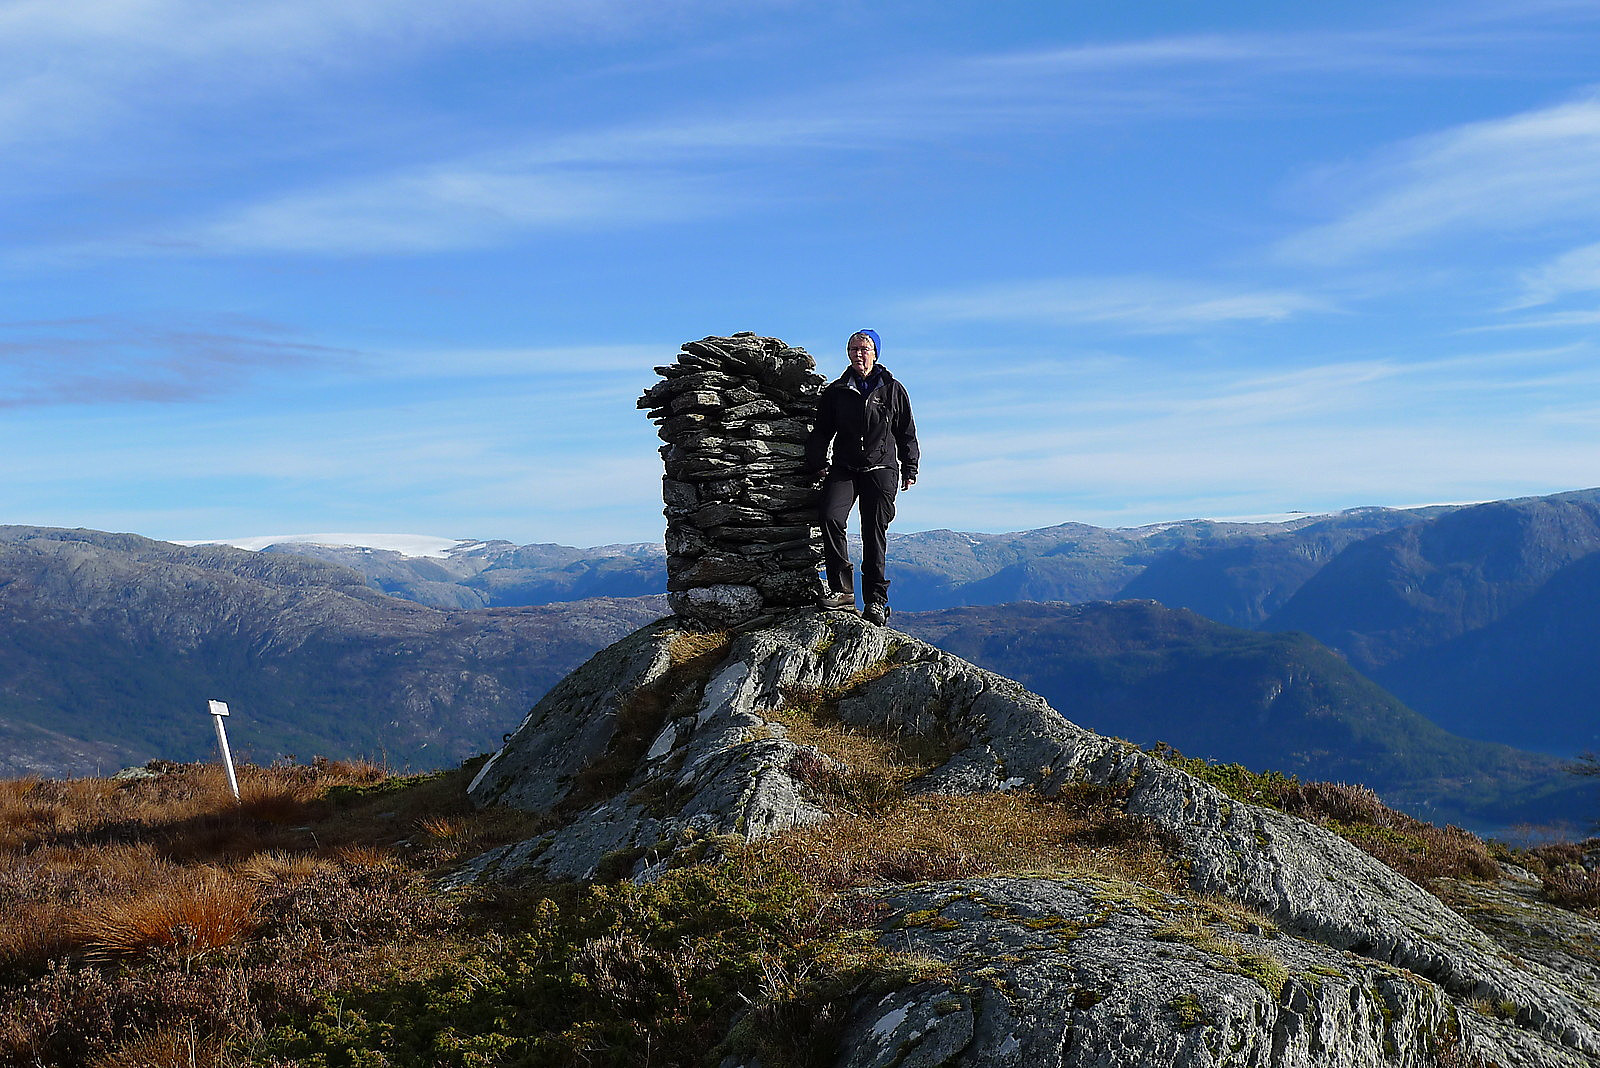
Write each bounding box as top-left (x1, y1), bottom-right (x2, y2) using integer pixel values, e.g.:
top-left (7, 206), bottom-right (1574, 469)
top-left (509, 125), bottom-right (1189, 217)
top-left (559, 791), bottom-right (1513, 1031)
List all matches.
top-left (805, 365), bottom-right (919, 480)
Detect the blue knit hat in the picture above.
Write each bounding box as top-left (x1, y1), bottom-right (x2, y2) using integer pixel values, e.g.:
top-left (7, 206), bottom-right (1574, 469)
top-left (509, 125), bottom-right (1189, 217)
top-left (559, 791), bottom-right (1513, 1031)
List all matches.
top-left (851, 329), bottom-right (881, 357)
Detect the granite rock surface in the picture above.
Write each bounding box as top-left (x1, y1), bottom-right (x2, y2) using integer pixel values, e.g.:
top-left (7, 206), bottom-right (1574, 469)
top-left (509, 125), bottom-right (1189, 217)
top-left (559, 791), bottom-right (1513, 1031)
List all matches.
top-left (461, 608), bottom-right (1600, 1066)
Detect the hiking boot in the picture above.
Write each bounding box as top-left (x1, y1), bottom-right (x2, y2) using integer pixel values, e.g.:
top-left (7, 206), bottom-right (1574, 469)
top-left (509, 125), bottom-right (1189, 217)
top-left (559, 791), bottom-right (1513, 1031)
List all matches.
top-left (819, 591), bottom-right (856, 611)
top-left (863, 602), bottom-right (890, 626)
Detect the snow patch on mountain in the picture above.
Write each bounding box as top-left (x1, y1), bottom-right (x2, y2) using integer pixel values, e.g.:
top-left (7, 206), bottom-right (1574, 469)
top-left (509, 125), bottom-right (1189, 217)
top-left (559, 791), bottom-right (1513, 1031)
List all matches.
top-left (180, 533), bottom-right (469, 558)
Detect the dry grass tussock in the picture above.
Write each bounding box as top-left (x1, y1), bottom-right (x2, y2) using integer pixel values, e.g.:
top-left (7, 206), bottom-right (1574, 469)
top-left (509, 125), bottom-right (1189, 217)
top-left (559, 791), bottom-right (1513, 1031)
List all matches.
top-left (87, 1024), bottom-right (226, 1068)
top-left (0, 757), bottom-right (539, 1068)
top-left (71, 865), bottom-right (259, 964)
top-left (769, 679), bottom-right (965, 814)
top-left (753, 787), bottom-right (1176, 892)
top-left (669, 626), bottom-right (733, 667)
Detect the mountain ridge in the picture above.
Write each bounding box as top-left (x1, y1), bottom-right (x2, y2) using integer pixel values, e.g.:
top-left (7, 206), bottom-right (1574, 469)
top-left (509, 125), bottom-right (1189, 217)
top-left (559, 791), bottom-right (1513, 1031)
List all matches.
top-left (218, 504), bottom-right (1444, 612)
top-left (896, 599), bottom-right (1584, 831)
top-left (10, 487), bottom-right (1600, 827)
top-left (0, 525), bottom-right (666, 776)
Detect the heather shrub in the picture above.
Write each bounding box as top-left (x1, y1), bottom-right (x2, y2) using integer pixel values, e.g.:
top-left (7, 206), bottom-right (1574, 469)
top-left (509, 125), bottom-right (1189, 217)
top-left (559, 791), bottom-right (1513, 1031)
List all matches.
top-left (0, 852), bottom-right (457, 1068)
top-left (259, 857), bottom-right (827, 1068)
top-left (1148, 744), bottom-right (1499, 885)
top-left (258, 847), bottom-right (955, 1068)
top-left (0, 952), bottom-right (255, 1068)
top-left (1148, 743), bottom-right (1302, 808)
top-left (1517, 837), bottom-right (1598, 874)
top-left (1272, 780), bottom-right (1387, 824)
top-left (1541, 864), bottom-right (1600, 913)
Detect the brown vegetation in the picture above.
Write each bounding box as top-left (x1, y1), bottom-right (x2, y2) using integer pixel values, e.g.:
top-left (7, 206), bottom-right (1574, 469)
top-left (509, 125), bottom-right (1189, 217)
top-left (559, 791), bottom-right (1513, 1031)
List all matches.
top-left (72, 865), bottom-right (260, 964)
top-left (4, 727), bottom-right (1589, 1068)
top-left (1508, 837), bottom-right (1600, 913)
top-left (0, 758), bottom-right (541, 1068)
top-left (754, 786), bottom-right (1176, 893)
top-left (1151, 745), bottom-right (1501, 886)
top-left (769, 675), bottom-right (964, 814)
top-left (1540, 863), bottom-right (1600, 913)
top-left (1271, 780), bottom-right (1500, 885)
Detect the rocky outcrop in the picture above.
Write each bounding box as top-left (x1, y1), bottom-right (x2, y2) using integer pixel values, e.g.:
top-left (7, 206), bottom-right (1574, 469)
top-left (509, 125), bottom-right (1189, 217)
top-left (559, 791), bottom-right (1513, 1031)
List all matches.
top-left (829, 877), bottom-right (1467, 1068)
top-left (637, 334), bottom-right (826, 625)
top-left (463, 609), bottom-right (1600, 1067)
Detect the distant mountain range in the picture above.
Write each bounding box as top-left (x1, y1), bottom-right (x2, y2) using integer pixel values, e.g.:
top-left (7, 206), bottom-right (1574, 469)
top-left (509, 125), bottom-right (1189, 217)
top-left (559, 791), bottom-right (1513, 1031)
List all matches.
top-left (248, 490), bottom-right (1600, 759)
top-left (1261, 489), bottom-right (1600, 755)
top-left (252, 538), bottom-right (668, 609)
top-left (239, 508), bottom-right (1433, 616)
top-left (10, 485), bottom-right (1600, 831)
top-left (897, 600), bottom-right (1583, 831)
top-left (0, 527), bottom-right (665, 777)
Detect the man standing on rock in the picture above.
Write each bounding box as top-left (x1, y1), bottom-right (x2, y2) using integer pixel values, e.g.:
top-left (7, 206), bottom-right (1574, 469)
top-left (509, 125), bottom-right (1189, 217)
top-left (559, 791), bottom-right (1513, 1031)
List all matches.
top-left (805, 329), bottom-right (919, 626)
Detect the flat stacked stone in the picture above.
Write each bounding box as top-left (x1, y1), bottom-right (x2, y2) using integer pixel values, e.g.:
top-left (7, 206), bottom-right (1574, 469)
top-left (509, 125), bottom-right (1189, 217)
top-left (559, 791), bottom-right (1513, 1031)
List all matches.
top-left (637, 333), bottom-right (826, 625)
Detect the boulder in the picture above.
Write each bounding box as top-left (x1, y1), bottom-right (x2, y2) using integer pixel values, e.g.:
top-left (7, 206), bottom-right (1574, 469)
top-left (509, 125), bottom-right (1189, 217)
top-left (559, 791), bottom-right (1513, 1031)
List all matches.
top-left (461, 609), bottom-right (1600, 1066)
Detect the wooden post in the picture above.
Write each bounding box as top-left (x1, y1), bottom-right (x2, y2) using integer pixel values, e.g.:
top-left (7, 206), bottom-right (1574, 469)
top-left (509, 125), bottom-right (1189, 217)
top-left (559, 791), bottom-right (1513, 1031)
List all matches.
top-left (208, 699), bottom-right (241, 802)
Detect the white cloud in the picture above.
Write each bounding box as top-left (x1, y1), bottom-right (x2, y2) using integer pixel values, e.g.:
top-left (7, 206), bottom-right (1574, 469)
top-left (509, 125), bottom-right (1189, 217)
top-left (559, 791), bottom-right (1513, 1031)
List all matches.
top-left (896, 276), bottom-right (1329, 332)
top-left (0, 0), bottom-right (767, 151)
top-left (1278, 93), bottom-right (1600, 263)
top-left (914, 343), bottom-right (1600, 467)
top-left (53, 17), bottom-right (1591, 257)
top-left (376, 343), bottom-right (667, 379)
top-left (894, 337), bottom-right (1600, 531)
top-left (192, 168), bottom-right (726, 254)
top-left (1514, 240), bottom-right (1600, 306)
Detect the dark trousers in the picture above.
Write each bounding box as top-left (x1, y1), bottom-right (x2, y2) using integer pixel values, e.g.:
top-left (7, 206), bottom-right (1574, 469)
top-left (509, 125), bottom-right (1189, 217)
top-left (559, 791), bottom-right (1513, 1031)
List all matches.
top-left (820, 468), bottom-right (898, 605)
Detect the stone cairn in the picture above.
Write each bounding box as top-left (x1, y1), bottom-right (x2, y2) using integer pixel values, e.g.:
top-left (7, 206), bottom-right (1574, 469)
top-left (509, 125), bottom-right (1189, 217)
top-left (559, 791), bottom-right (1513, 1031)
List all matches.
top-left (637, 333), bottom-right (827, 626)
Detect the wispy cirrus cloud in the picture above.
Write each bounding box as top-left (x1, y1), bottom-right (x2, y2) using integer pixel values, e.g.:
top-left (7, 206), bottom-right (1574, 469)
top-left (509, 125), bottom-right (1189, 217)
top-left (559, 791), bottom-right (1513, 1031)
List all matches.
top-left (1278, 92), bottom-right (1600, 263)
top-left (914, 342), bottom-right (1592, 437)
top-left (895, 337), bottom-right (1600, 530)
top-left (0, 316), bottom-right (353, 408)
top-left (895, 276), bottom-right (1330, 332)
top-left (0, 0), bottom-right (761, 149)
top-left (188, 168), bottom-right (733, 254)
top-left (375, 343), bottom-right (667, 379)
top-left (59, 13), bottom-right (1600, 259)
top-left (1512, 240), bottom-right (1600, 306)
top-left (3, 0), bottom-right (1585, 155)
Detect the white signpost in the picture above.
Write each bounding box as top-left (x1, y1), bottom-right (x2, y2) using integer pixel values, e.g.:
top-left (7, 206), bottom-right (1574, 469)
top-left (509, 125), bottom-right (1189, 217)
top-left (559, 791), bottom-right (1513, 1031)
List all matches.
top-left (208, 699), bottom-right (241, 801)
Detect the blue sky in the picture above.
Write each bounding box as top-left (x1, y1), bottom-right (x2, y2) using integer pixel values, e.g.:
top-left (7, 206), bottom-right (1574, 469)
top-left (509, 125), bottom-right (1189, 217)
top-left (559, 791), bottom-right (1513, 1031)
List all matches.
top-left (6, 1), bottom-right (1600, 546)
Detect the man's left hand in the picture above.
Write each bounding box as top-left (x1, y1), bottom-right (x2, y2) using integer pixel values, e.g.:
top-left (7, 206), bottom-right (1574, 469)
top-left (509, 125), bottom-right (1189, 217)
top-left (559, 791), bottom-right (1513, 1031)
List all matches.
top-left (902, 477), bottom-right (916, 491)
